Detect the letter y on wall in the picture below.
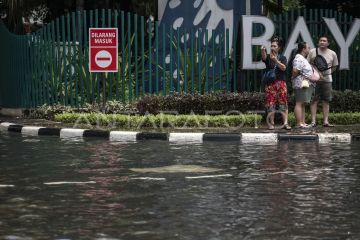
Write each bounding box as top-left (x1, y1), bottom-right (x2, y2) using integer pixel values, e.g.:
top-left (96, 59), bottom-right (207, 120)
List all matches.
top-left (323, 18), bottom-right (360, 70)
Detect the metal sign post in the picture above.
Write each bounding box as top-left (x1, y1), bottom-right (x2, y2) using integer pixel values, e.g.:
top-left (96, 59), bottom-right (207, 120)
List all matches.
top-left (89, 28), bottom-right (118, 111)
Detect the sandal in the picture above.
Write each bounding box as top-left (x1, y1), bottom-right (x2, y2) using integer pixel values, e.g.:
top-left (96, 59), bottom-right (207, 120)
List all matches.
top-left (323, 123), bottom-right (335, 127)
top-left (282, 124), bottom-right (292, 130)
top-left (268, 125), bottom-right (275, 130)
top-left (310, 122), bottom-right (317, 128)
top-left (295, 124), bottom-right (310, 129)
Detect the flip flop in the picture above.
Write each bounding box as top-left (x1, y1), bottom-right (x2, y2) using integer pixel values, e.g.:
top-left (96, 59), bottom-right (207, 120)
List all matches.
top-left (323, 123), bottom-right (335, 127)
top-left (295, 124), bottom-right (310, 129)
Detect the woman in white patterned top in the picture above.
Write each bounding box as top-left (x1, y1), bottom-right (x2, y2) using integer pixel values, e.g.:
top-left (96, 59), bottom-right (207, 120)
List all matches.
top-left (291, 42), bottom-right (315, 128)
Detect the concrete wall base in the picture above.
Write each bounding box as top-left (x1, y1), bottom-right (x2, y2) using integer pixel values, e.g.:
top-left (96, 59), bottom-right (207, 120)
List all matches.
top-left (0, 108), bottom-right (23, 117)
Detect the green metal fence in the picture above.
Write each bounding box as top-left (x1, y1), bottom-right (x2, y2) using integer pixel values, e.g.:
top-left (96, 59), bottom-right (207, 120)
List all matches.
top-left (0, 8), bottom-right (359, 108)
top-left (0, 9), bottom-right (235, 108)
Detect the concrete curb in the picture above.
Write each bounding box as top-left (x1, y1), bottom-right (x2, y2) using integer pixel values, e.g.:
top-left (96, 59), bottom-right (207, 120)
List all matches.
top-left (0, 121), bottom-right (357, 143)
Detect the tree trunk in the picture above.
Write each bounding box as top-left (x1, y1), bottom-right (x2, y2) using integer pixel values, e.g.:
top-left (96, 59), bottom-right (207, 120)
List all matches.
top-left (76, 0), bottom-right (84, 11)
top-left (6, 0), bottom-right (24, 33)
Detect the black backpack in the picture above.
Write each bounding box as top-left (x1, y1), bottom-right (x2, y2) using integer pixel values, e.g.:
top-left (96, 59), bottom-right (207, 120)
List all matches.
top-left (313, 48), bottom-right (330, 72)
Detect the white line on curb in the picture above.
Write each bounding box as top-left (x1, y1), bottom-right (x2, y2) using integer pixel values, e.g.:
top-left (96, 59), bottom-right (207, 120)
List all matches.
top-left (241, 133), bottom-right (278, 143)
top-left (110, 131), bottom-right (138, 141)
top-left (318, 133), bottom-right (351, 143)
top-left (21, 126), bottom-right (44, 136)
top-left (60, 128), bottom-right (85, 138)
top-left (169, 133), bottom-right (204, 143)
top-left (0, 122), bottom-right (15, 128)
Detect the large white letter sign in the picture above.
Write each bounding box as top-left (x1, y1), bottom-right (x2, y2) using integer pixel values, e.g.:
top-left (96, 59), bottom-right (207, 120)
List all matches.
top-left (323, 18), bottom-right (360, 70)
top-left (241, 15), bottom-right (275, 69)
top-left (283, 16), bottom-right (314, 62)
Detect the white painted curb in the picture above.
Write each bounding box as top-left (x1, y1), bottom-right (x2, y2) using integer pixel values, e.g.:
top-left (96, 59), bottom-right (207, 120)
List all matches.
top-left (241, 133), bottom-right (278, 143)
top-left (110, 131), bottom-right (138, 141)
top-left (318, 133), bottom-right (351, 143)
top-left (21, 126), bottom-right (43, 136)
top-left (0, 122), bottom-right (14, 128)
top-left (169, 132), bottom-right (204, 143)
top-left (60, 128), bottom-right (85, 138)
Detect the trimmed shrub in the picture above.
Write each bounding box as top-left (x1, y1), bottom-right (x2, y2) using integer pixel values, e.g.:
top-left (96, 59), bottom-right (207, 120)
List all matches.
top-left (136, 92), bottom-right (265, 115)
top-left (136, 90), bottom-right (360, 115)
top-left (24, 101), bottom-right (137, 120)
top-left (27, 90), bottom-right (360, 120)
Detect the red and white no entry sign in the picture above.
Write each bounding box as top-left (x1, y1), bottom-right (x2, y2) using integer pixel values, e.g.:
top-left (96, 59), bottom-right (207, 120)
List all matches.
top-left (95, 50), bottom-right (112, 68)
top-left (89, 28), bottom-right (118, 72)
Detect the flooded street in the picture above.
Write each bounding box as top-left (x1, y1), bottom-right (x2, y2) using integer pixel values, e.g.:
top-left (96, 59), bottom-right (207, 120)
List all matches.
top-left (1, 131), bottom-right (360, 239)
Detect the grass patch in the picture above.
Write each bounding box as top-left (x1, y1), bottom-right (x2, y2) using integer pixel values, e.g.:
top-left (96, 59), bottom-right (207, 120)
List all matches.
top-left (54, 112), bottom-right (360, 130)
top-left (288, 112), bottom-right (360, 125)
top-left (54, 113), bottom-right (263, 129)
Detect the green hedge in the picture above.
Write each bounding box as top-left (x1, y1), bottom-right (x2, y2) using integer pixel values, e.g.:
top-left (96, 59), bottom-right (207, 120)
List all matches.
top-left (136, 90), bottom-right (360, 115)
top-left (24, 101), bottom-right (138, 120)
top-left (136, 92), bottom-right (265, 115)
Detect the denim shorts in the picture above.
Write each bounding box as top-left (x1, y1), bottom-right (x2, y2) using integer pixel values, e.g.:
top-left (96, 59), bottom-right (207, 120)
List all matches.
top-left (294, 85), bottom-right (315, 104)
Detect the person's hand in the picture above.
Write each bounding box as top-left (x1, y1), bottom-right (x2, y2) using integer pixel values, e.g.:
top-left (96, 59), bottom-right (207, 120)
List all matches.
top-left (261, 46), bottom-right (266, 54)
top-left (269, 51), bottom-right (276, 62)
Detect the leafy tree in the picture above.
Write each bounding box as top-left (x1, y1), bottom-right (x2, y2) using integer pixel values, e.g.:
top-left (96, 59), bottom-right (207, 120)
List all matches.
top-left (301, 0), bottom-right (360, 17)
top-left (130, 0), bottom-right (157, 18)
top-left (44, 0), bottom-right (156, 22)
top-left (264, 0), bottom-right (360, 17)
top-left (263, 0), bottom-right (304, 15)
top-left (1, 0), bottom-right (46, 33)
